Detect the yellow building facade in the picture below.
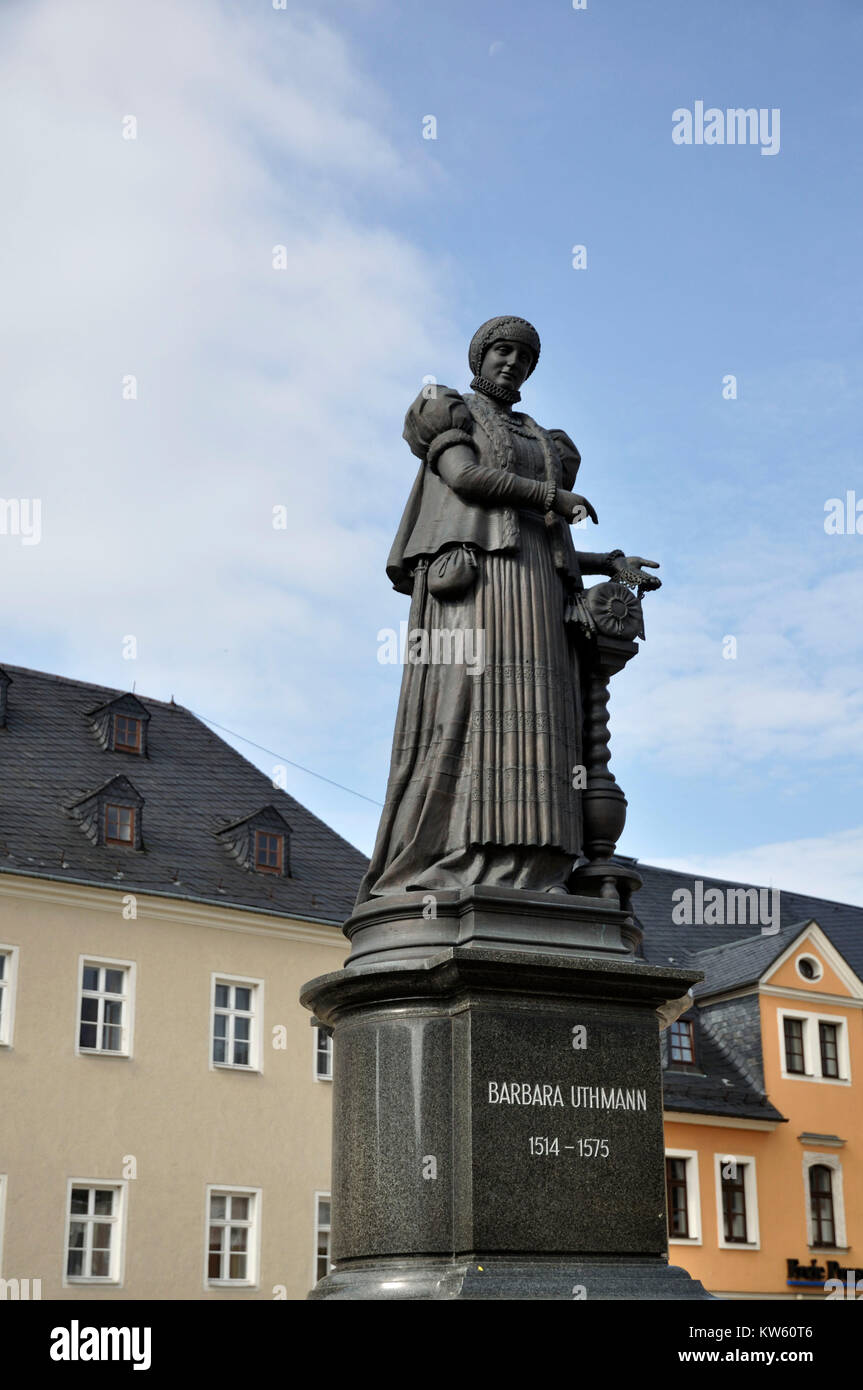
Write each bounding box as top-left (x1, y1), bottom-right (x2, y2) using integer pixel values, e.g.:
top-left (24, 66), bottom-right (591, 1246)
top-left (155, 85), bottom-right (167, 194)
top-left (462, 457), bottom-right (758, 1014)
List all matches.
top-left (0, 872), bottom-right (346, 1300)
top-left (0, 662), bottom-right (363, 1302)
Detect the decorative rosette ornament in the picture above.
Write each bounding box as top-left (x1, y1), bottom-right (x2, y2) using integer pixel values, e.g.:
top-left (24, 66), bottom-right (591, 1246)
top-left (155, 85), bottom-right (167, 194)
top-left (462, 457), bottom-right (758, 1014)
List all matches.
top-left (581, 581), bottom-right (645, 641)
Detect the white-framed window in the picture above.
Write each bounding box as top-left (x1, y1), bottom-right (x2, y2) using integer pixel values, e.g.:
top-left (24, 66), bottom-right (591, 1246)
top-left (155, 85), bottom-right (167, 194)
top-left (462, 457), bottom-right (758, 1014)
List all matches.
top-left (714, 1153), bottom-right (760, 1250)
top-left (665, 1149), bottom-right (702, 1245)
top-left (76, 957), bottom-right (135, 1057)
top-left (205, 1187), bottom-right (260, 1288)
top-left (63, 1180), bottom-right (127, 1285)
top-left (802, 1152), bottom-right (847, 1250)
top-left (777, 1008), bottom-right (851, 1084)
top-left (0, 945), bottom-right (19, 1048)
top-left (210, 975), bottom-right (263, 1071)
top-left (314, 1026), bottom-right (333, 1081)
top-left (313, 1192), bottom-right (332, 1285)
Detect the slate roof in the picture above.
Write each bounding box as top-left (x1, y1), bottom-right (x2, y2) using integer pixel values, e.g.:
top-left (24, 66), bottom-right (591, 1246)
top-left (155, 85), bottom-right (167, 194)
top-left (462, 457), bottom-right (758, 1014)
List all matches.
top-left (632, 860), bottom-right (863, 984)
top-left (0, 664), bottom-right (368, 924)
top-left (687, 922), bottom-right (813, 1000)
top-left (661, 1011), bottom-right (787, 1124)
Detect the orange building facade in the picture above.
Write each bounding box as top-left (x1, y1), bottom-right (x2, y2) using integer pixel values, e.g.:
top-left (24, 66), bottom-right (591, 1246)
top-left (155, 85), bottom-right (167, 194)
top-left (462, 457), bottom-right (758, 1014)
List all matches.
top-left (662, 921), bottom-right (863, 1299)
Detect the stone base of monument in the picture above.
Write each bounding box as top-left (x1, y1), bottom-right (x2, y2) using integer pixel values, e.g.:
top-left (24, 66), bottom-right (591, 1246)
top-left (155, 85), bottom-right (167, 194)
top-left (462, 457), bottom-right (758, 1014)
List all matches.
top-left (301, 892), bottom-right (712, 1301)
top-left (342, 883), bottom-right (642, 968)
top-left (307, 1256), bottom-right (707, 1301)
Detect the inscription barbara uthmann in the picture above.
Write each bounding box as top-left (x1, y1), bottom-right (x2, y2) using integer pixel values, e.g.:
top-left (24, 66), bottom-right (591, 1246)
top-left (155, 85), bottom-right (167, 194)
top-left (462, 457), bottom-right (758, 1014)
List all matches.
top-left (487, 1082), bottom-right (647, 1110)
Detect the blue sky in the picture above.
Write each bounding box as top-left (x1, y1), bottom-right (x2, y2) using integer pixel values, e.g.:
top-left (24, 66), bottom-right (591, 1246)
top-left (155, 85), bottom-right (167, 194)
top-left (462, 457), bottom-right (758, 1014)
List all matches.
top-left (2, 0), bottom-right (862, 903)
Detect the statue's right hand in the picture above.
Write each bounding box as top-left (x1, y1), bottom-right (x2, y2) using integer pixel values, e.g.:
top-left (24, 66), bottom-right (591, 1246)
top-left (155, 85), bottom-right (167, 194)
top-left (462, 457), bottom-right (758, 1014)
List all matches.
top-left (555, 489), bottom-right (598, 526)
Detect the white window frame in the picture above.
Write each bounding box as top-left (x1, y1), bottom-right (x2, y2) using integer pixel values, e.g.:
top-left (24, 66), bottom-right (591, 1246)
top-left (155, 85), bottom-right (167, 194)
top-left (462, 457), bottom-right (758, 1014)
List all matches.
top-left (209, 974), bottom-right (263, 1072)
top-left (62, 1178), bottom-right (128, 1287)
top-left (0, 945), bottom-right (19, 1048)
top-left (777, 1007), bottom-right (851, 1085)
top-left (203, 1185), bottom-right (261, 1289)
top-left (314, 1026), bottom-right (333, 1082)
top-left (714, 1152), bottom-right (760, 1250)
top-left (665, 1148), bottom-right (702, 1246)
top-left (313, 1190), bottom-right (333, 1286)
top-left (802, 1152), bottom-right (847, 1251)
top-left (75, 956), bottom-right (135, 1058)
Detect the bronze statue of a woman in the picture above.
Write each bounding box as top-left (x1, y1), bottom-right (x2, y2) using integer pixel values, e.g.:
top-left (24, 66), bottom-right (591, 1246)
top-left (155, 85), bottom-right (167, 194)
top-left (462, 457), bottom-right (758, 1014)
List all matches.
top-left (357, 316), bottom-right (659, 903)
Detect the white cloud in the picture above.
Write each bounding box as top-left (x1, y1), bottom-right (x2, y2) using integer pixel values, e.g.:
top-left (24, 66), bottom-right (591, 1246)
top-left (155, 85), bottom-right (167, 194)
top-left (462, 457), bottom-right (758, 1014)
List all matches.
top-left (0, 0), bottom-right (459, 802)
top-left (610, 539), bottom-right (863, 775)
top-left (651, 827), bottom-right (863, 910)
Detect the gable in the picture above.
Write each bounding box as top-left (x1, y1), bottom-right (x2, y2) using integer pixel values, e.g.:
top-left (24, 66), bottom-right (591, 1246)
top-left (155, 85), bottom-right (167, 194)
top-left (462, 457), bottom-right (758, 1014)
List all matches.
top-left (763, 923), bottom-right (862, 1000)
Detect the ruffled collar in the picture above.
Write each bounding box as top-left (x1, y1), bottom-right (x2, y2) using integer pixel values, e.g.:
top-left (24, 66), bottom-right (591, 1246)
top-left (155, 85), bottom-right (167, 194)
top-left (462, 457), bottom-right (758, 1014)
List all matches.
top-left (470, 372), bottom-right (521, 405)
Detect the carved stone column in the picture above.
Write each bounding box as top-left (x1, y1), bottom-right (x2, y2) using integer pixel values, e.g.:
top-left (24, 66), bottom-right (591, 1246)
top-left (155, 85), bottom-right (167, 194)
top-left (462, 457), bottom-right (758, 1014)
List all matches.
top-left (569, 582), bottom-right (646, 911)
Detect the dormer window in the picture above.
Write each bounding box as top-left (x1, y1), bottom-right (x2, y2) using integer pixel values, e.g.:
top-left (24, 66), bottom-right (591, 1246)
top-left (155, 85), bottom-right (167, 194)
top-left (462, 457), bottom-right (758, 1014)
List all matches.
top-left (114, 714), bottom-right (142, 755)
top-left (669, 1018), bottom-right (696, 1068)
top-left (217, 806), bottom-right (292, 878)
top-left (105, 803), bottom-right (136, 846)
top-left (88, 693), bottom-right (150, 756)
top-left (69, 775), bottom-right (144, 852)
top-left (254, 830), bottom-right (284, 874)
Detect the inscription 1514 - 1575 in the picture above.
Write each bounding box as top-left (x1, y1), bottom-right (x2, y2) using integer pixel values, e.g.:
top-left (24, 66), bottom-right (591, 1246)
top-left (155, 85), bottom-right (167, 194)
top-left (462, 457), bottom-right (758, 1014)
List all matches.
top-left (466, 1006), bottom-right (667, 1254)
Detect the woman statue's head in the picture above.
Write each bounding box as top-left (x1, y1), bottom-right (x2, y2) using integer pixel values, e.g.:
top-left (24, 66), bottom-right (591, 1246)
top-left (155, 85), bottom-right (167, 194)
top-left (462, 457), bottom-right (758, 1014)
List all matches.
top-left (469, 316), bottom-right (541, 403)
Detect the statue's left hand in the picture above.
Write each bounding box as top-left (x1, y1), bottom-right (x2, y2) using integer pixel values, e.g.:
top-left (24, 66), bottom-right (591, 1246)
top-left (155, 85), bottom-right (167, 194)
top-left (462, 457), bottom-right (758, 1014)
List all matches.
top-left (610, 555), bottom-right (662, 591)
top-left (554, 489), bottom-right (598, 526)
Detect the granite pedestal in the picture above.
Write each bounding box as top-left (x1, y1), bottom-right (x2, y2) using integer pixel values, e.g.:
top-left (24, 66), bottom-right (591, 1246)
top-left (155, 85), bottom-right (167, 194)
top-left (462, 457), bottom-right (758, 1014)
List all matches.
top-left (301, 888), bottom-right (711, 1300)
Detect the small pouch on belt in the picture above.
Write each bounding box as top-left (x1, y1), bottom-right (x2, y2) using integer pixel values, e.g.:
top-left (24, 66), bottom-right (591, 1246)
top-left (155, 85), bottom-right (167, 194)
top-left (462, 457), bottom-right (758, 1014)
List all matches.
top-left (426, 544), bottom-right (478, 600)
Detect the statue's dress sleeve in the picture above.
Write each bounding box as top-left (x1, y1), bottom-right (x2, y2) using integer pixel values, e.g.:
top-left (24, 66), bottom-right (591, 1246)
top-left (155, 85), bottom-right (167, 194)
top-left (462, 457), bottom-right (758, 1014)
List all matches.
top-left (546, 427), bottom-right (611, 575)
top-left (403, 387), bottom-right (549, 511)
top-left (403, 387), bottom-right (474, 459)
top-left (547, 429), bottom-right (581, 489)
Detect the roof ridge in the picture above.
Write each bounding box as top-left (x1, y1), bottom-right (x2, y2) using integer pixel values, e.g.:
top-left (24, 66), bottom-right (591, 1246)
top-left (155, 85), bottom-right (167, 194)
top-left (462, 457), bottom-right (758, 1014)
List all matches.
top-left (1, 662), bottom-right (181, 712)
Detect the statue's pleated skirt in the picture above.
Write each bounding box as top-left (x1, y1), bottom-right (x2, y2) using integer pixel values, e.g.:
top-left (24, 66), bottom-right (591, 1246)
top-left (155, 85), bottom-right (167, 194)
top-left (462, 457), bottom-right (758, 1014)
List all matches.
top-left (357, 516), bottom-right (582, 900)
